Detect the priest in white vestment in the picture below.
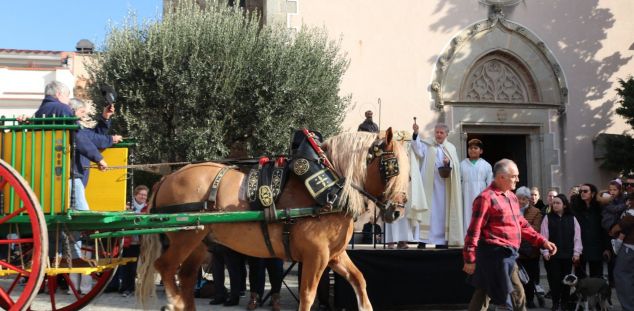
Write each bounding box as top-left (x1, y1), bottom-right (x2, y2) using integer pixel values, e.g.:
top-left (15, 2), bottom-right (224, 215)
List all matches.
top-left (385, 141), bottom-right (428, 248)
top-left (411, 123), bottom-right (463, 247)
top-left (459, 138), bottom-right (493, 233)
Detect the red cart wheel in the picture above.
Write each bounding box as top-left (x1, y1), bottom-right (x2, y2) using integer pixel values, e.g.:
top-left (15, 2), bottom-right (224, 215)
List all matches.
top-left (0, 159), bottom-right (48, 311)
top-left (31, 239), bottom-right (123, 311)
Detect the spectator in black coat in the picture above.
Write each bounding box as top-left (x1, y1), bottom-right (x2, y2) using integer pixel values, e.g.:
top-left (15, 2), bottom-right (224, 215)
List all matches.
top-left (571, 183), bottom-right (609, 279)
top-left (361, 220), bottom-right (382, 244)
top-left (357, 110), bottom-right (379, 133)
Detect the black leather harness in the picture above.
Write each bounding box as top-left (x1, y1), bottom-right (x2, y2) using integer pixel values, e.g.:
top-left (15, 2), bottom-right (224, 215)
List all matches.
top-left (247, 157), bottom-right (291, 258)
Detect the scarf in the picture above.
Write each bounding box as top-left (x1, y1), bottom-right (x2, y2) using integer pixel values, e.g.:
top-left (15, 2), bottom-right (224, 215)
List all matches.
top-left (132, 199), bottom-right (145, 213)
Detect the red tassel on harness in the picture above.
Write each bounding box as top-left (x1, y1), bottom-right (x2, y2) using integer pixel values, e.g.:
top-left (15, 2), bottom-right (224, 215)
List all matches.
top-left (258, 157), bottom-right (270, 168)
top-left (302, 128), bottom-right (335, 171)
top-left (275, 156), bottom-right (287, 168)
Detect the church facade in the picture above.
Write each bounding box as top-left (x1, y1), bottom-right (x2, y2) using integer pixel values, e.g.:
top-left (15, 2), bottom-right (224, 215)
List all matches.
top-left (256, 0), bottom-right (634, 194)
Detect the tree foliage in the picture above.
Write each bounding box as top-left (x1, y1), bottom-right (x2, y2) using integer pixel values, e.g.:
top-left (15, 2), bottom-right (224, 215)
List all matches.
top-left (601, 76), bottom-right (634, 174)
top-left (88, 1), bottom-right (349, 163)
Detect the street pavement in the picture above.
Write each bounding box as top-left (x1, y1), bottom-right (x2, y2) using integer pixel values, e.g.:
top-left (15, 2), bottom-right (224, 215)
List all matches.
top-left (27, 252), bottom-right (623, 311)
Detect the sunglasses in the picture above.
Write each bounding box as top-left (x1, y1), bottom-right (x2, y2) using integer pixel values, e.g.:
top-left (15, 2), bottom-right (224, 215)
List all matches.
top-left (624, 183), bottom-right (634, 187)
top-left (580, 189), bottom-right (591, 194)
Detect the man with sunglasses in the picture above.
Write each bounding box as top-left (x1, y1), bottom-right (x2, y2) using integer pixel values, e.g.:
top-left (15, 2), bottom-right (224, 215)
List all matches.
top-left (571, 183), bottom-right (608, 279)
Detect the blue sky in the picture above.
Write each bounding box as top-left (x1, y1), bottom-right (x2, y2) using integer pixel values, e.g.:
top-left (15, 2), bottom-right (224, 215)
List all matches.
top-left (0, 1), bottom-right (162, 52)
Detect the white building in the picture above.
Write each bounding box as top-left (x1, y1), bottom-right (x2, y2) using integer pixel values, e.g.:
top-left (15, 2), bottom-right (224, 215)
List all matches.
top-left (0, 49), bottom-right (75, 117)
top-left (258, 0), bottom-right (634, 193)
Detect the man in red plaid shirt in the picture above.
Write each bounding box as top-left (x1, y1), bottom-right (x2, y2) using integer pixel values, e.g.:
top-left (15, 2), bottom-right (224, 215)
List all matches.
top-left (463, 159), bottom-right (557, 310)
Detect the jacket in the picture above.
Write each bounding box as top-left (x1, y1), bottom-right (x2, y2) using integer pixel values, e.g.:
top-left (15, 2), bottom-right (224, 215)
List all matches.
top-left (34, 96), bottom-right (74, 118)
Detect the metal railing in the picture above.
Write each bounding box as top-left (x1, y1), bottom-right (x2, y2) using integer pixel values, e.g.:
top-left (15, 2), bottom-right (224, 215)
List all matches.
top-left (0, 116), bottom-right (79, 215)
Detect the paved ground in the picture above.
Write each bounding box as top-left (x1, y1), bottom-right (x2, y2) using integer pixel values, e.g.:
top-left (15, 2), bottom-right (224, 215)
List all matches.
top-left (26, 249), bottom-right (623, 311)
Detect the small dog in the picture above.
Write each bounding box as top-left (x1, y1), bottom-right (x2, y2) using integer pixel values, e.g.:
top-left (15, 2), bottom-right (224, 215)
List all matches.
top-left (562, 274), bottom-right (610, 311)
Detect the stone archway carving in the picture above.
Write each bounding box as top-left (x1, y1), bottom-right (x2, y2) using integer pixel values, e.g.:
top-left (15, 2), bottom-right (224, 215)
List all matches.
top-left (430, 9), bottom-right (567, 112)
top-left (431, 9), bottom-right (567, 192)
top-left (461, 51), bottom-right (540, 103)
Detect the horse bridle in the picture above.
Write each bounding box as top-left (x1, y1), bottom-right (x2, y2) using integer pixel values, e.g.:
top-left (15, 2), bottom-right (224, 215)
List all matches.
top-left (367, 139), bottom-right (400, 181)
top-left (350, 138), bottom-right (406, 221)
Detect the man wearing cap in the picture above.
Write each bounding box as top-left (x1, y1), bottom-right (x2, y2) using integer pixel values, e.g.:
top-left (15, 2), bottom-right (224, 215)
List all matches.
top-left (357, 110), bottom-right (379, 133)
top-left (460, 139), bottom-right (493, 233)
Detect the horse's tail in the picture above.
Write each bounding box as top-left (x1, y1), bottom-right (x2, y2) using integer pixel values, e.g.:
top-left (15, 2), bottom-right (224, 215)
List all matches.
top-left (135, 233), bottom-right (162, 308)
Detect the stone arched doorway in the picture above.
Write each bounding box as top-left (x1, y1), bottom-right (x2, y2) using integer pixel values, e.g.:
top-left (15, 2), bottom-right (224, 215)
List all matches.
top-left (430, 10), bottom-right (568, 191)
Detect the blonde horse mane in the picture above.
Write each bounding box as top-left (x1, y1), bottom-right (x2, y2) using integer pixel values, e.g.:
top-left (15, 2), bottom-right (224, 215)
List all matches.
top-left (324, 131), bottom-right (410, 217)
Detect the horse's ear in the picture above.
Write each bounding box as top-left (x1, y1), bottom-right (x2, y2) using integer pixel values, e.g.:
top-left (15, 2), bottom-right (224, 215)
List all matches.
top-left (386, 127), bottom-right (393, 144)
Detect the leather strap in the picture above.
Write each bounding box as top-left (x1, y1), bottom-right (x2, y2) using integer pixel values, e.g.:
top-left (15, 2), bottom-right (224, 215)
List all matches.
top-left (151, 166), bottom-right (235, 214)
top-left (207, 166), bottom-right (235, 209)
top-left (247, 168), bottom-right (259, 202)
top-left (257, 161), bottom-right (278, 257)
top-left (260, 211), bottom-right (277, 257)
top-left (283, 221), bottom-right (293, 261)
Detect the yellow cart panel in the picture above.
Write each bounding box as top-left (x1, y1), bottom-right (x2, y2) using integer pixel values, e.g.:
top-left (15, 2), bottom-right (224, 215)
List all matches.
top-left (85, 148), bottom-right (128, 212)
top-left (1, 130), bottom-right (71, 214)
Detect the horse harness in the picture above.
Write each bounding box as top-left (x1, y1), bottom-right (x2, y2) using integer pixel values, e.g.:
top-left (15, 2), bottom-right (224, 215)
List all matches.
top-left (150, 165), bottom-right (236, 214)
top-left (246, 129), bottom-right (346, 259)
top-left (150, 129), bottom-right (402, 261)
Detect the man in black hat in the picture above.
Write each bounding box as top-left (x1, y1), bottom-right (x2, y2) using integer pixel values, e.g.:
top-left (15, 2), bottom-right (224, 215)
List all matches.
top-left (357, 110), bottom-right (379, 133)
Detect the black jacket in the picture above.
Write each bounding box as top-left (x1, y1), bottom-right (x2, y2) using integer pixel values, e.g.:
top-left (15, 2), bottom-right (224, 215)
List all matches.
top-left (357, 118), bottom-right (379, 133)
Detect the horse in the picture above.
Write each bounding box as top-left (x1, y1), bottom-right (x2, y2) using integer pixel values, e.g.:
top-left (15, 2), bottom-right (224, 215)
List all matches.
top-left (136, 128), bottom-right (410, 311)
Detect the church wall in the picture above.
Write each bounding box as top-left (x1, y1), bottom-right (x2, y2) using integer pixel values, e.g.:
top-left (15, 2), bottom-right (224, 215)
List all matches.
top-left (290, 0), bottom-right (634, 191)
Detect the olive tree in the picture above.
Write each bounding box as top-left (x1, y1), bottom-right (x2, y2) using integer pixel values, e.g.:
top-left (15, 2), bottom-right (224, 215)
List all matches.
top-left (89, 1), bottom-right (349, 163)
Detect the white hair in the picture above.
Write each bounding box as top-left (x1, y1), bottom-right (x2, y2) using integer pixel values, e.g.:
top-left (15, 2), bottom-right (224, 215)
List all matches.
top-left (515, 186), bottom-right (531, 198)
top-left (434, 123), bottom-right (449, 133)
top-left (493, 158), bottom-right (516, 177)
top-left (68, 98), bottom-right (97, 128)
top-left (44, 81), bottom-right (69, 97)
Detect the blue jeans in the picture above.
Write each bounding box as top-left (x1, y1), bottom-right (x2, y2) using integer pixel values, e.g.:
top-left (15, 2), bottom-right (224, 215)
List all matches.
top-left (70, 178), bottom-right (90, 211)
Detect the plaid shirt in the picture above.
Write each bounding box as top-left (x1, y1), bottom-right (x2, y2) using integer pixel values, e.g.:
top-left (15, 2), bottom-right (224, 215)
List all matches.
top-left (463, 184), bottom-right (546, 263)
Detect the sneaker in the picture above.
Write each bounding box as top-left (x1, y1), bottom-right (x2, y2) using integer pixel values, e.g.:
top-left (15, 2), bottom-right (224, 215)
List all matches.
top-left (122, 291), bottom-right (132, 297)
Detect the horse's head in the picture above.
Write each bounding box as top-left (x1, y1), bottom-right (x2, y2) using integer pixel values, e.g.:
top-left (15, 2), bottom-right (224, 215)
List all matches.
top-left (364, 127), bottom-right (409, 223)
top-left (323, 129), bottom-right (409, 222)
